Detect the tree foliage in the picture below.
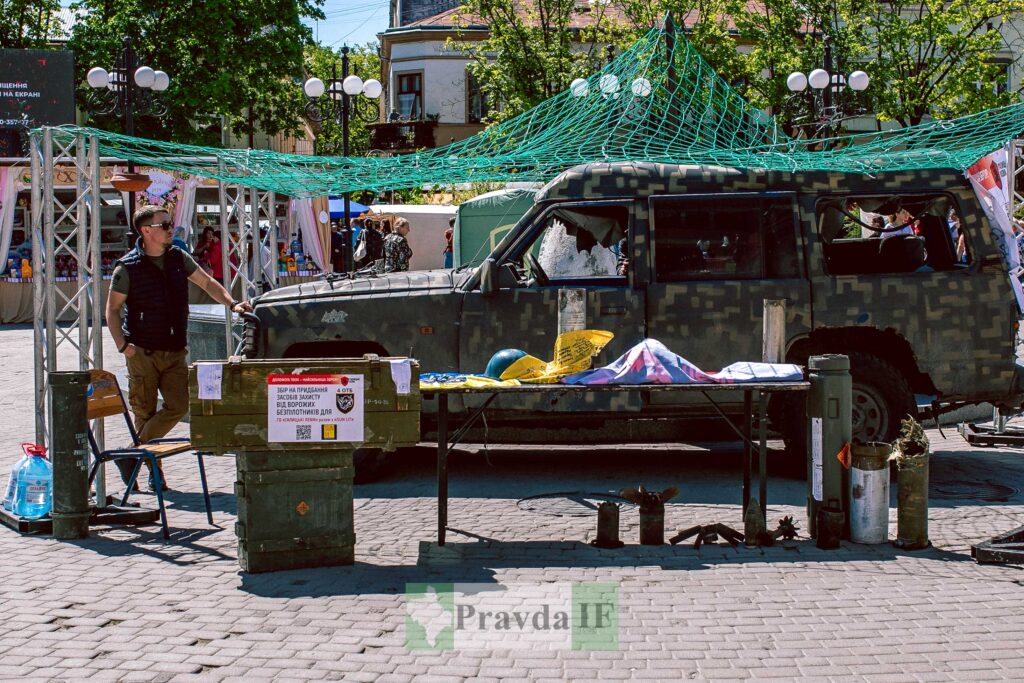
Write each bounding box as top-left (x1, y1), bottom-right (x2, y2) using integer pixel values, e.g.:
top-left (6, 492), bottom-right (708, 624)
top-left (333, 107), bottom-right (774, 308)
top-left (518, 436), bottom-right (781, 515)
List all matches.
top-left (864, 0), bottom-right (1024, 126)
top-left (449, 0), bottom-right (632, 122)
top-left (302, 42), bottom-right (381, 156)
top-left (0, 0), bottom-right (62, 49)
top-left (68, 0), bottom-right (324, 145)
top-left (451, 0), bottom-right (1024, 131)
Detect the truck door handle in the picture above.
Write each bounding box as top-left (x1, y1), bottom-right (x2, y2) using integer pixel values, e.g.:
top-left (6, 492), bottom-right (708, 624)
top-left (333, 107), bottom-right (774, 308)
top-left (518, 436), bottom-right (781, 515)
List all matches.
top-left (601, 305), bottom-right (626, 315)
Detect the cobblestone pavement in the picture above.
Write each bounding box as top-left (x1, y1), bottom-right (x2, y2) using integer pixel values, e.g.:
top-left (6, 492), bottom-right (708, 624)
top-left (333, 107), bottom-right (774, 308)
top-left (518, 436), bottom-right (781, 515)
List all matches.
top-left (2, 327), bottom-right (1024, 681)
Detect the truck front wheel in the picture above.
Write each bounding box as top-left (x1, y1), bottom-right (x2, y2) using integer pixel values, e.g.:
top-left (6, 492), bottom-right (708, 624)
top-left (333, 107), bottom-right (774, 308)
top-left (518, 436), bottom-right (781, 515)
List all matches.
top-left (353, 448), bottom-right (389, 484)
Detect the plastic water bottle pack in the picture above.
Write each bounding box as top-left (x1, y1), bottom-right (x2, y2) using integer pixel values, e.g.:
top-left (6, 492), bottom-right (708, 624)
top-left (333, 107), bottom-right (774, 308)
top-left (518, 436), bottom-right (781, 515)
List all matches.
top-left (6, 443), bottom-right (51, 519)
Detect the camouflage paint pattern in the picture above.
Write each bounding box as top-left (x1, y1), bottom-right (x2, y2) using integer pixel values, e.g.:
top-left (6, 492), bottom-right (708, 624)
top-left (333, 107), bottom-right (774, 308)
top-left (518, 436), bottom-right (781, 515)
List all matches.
top-left (253, 161), bottom-right (1024, 427)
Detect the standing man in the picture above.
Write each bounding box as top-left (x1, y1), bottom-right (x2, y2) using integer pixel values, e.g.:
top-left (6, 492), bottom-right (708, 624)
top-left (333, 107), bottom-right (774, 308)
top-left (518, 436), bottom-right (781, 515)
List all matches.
top-left (105, 206), bottom-right (252, 489)
top-left (383, 217), bottom-right (413, 272)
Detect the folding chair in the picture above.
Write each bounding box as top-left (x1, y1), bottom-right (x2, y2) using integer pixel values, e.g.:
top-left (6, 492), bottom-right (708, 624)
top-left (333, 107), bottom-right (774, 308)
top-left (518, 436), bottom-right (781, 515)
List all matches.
top-left (85, 369), bottom-right (213, 539)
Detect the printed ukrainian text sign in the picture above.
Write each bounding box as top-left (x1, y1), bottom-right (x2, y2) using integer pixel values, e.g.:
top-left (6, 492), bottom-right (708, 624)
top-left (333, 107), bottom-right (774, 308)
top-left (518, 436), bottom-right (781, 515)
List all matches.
top-left (267, 374), bottom-right (364, 443)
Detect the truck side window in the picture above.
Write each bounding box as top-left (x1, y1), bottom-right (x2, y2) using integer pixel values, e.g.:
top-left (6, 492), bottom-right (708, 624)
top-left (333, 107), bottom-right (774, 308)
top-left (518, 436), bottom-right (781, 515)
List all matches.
top-left (817, 194), bottom-right (969, 276)
top-left (650, 195), bottom-right (798, 282)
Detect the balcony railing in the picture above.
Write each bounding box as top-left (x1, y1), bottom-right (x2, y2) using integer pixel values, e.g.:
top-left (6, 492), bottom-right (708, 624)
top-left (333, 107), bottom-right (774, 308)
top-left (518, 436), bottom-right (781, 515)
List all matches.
top-left (368, 121), bottom-right (438, 152)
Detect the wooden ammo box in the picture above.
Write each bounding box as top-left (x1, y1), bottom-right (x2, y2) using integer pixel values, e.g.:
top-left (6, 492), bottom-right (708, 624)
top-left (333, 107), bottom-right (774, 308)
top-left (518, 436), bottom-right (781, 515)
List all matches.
top-left (187, 355), bottom-right (420, 573)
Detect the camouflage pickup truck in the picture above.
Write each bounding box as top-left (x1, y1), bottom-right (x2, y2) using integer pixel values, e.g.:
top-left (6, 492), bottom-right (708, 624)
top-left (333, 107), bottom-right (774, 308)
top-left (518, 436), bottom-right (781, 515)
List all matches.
top-left (249, 161), bottom-right (1024, 472)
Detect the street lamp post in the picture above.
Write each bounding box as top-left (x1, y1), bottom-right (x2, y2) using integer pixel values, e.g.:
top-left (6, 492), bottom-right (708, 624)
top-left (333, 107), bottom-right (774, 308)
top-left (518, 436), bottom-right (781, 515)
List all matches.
top-left (786, 38), bottom-right (869, 141)
top-left (86, 37), bottom-right (170, 221)
top-left (303, 46), bottom-right (382, 273)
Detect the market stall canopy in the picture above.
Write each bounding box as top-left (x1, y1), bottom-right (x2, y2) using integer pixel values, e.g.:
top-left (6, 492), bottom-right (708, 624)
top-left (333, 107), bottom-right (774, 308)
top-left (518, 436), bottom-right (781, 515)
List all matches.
top-left (328, 197), bottom-right (370, 219)
top-left (34, 16), bottom-right (1024, 198)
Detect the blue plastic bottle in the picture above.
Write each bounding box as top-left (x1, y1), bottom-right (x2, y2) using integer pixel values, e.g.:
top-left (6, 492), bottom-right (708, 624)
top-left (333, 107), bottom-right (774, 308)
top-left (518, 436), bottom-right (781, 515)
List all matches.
top-left (2, 443), bottom-right (41, 511)
top-left (12, 449), bottom-right (52, 519)
top-left (2, 457), bottom-right (24, 511)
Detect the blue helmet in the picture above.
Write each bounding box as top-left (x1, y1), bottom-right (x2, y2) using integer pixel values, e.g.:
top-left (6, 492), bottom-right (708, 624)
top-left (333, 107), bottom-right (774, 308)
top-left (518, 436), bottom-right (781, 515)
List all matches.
top-left (484, 348), bottom-right (528, 379)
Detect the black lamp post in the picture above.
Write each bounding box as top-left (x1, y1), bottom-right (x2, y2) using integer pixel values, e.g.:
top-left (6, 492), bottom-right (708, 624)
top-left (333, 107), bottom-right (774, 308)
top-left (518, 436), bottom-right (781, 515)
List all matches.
top-left (86, 37), bottom-right (170, 224)
top-left (303, 46), bottom-right (382, 273)
top-left (786, 36), bottom-right (870, 141)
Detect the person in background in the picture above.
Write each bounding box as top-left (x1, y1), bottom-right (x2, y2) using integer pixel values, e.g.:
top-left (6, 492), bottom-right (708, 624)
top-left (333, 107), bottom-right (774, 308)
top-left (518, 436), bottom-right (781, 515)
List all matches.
top-left (866, 215), bottom-right (885, 238)
top-left (883, 210), bottom-right (916, 239)
top-left (205, 230), bottom-right (225, 280)
top-left (171, 226), bottom-right (190, 253)
top-left (330, 221), bottom-right (345, 273)
top-left (384, 217), bottom-right (413, 272)
top-left (358, 218), bottom-right (385, 268)
top-left (105, 206), bottom-right (252, 491)
top-left (948, 211), bottom-right (967, 263)
top-left (443, 217), bottom-right (455, 269)
top-left (194, 226), bottom-right (216, 272)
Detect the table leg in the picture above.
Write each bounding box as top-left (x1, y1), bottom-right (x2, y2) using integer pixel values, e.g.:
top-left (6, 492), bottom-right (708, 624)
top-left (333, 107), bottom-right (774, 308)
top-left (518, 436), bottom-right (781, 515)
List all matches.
top-left (437, 393), bottom-right (448, 546)
top-left (758, 391), bottom-right (768, 526)
top-left (742, 389), bottom-right (752, 515)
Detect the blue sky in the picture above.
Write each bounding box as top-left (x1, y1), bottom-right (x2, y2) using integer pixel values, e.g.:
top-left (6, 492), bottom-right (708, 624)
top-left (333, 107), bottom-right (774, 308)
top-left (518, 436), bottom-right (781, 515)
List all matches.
top-left (305, 0), bottom-right (391, 49)
top-left (59, 0), bottom-right (391, 51)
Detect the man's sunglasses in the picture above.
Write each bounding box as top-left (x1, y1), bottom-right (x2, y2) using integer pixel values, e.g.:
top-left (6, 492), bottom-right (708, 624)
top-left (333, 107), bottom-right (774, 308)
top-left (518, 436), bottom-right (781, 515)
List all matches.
top-left (143, 221), bottom-right (173, 231)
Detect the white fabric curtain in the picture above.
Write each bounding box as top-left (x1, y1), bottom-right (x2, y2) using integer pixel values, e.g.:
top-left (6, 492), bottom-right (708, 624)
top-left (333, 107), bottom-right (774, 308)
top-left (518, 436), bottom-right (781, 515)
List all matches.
top-left (0, 167), bottom-right (24, 275)
top-left (173, 178), bottom-right (199, 242)
top-left (290, 198), bottom-right (328, 271)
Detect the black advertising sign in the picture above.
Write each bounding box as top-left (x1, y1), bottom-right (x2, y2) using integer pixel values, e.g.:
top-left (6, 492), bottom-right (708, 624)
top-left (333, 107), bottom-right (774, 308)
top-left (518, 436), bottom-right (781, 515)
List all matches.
top-left (0, 49), bottom-right (75, 130)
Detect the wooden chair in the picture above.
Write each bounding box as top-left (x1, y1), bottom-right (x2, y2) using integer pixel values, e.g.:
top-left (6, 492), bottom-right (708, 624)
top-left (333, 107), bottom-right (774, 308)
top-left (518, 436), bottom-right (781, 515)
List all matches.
top-left (85, 369), bottom-right (213, 539)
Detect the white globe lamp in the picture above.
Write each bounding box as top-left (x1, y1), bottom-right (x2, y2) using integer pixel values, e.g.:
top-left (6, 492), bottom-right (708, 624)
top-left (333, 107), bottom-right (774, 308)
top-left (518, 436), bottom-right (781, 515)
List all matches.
top-left (343, 75), bottom-right (363, 96)
top-left (152, 70), bottom-right (170, 92)
top-left (303, 77), bottom-right (326, 98)
top-left (808, 69), bottom-right (830, 90)
top-left (87, 67), bottom-right (109, 89)
top-left (630, 77), bottom-right (652, 97)
top-left (362, 79), bottom-right (383, 99)
top-left (786, 71), bottom-right (808, 92)
top-left (848, 70), bottom-right (870, 91)
top-left (134, 66), bottom-right (156, 89)
top-left (599, 73), bottom-right (620, 95)
top-left (570, 78), bottom-right (589, 98)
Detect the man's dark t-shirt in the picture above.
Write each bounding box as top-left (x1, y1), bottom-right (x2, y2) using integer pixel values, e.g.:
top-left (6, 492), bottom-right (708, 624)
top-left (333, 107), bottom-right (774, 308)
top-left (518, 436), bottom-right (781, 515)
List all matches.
top-left (111, 250), bottom-right (200, 296)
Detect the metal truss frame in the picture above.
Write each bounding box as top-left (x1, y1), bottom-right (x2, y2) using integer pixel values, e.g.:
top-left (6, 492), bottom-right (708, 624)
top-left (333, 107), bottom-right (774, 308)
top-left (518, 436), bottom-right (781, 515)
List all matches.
top-left (30, 129), bottom-right (107, 497)
top-left (30, 132), bottom-right (292, 473)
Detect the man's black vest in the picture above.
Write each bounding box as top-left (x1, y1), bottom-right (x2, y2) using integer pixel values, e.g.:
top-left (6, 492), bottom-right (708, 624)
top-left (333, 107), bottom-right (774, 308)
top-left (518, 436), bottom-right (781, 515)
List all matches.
top-left (118, 241), bottom-right (190, 351)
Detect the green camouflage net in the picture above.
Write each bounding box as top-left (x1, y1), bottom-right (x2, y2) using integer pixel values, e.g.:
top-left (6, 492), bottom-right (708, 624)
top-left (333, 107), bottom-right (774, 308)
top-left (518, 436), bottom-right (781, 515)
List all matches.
top-left (40, 19), bottom-right (1024, 197)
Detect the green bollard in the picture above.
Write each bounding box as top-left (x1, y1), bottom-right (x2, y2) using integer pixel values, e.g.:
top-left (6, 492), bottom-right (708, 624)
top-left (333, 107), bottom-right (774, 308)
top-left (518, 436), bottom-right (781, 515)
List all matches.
top-left (806, 355), bottom-right (852, 539)
top-left (49, 371), bottom-right (91, 539)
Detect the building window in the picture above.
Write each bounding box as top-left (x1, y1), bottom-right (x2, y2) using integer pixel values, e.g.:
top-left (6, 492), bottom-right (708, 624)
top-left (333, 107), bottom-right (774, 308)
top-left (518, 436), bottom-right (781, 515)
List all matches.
top-left (396, 73), bottom-right (422, 121)
top-left (467, 72), bottom-right (489, 124)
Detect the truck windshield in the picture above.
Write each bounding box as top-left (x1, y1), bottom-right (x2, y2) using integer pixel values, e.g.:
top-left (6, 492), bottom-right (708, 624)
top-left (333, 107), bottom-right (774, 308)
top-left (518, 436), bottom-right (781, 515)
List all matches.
top-left (517, 204), bottom-right (628, 280)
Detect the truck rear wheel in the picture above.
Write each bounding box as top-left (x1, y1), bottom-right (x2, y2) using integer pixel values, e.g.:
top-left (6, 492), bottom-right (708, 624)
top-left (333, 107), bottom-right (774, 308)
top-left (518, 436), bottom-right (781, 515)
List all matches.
top-left (849, 352), bottom-right (916, 443)
top-left (777, 352), bottom-right (915, 457)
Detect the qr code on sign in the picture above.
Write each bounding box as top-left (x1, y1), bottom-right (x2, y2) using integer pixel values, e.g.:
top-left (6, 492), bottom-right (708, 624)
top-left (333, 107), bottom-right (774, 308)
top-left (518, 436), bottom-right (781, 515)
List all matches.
top-left (296, 425), bottom-right (312, 441)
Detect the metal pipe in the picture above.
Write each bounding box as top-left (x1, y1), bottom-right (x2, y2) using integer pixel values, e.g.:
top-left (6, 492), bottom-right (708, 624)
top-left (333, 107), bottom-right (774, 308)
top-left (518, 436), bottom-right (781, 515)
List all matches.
top-left (31, 131), bottom-right (45, 446)
top-left (217, 169), bottom-right (232, 355)
top-left (88, 135), bottom-right (106, 503)
top-left (43, 127), bottom-right (57, 450)
top-left (49, 371), bottom-right (91, 539)
top-left (762, 299), bottom-right (786, 363)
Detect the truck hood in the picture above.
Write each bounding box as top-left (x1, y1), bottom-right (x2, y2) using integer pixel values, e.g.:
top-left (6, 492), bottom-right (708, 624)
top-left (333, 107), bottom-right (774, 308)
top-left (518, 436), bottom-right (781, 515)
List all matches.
top-left (254, 269), bottom-right (466, 305)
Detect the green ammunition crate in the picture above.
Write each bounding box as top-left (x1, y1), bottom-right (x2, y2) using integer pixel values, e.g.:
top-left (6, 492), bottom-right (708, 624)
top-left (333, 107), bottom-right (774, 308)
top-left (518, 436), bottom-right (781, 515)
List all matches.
top-left (235, 450), bottom-right (354, 573)
top-left (186, 356), bottom-right (420, 573)
top-left (188, 355), bottom-right (421, 451)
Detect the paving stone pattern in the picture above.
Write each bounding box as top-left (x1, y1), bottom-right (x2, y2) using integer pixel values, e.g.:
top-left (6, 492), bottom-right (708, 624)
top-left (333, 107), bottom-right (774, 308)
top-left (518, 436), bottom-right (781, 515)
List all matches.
top-left (2, 327), bottom-right (1024, 681)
